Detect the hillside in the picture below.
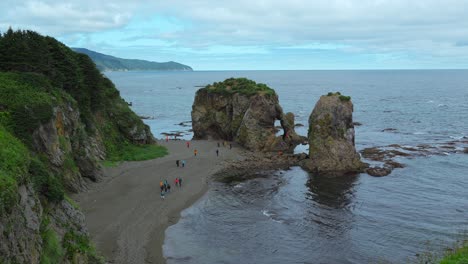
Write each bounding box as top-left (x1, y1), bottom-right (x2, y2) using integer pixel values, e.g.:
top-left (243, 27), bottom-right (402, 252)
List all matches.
top-left (0, 29), bottom-right (166, 263)
top-left (72, 48), bottom-right (193, 72)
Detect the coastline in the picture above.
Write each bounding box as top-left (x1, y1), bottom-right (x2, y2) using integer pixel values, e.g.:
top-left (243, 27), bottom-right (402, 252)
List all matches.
top-left (74, 139), bottom-right (244, 264)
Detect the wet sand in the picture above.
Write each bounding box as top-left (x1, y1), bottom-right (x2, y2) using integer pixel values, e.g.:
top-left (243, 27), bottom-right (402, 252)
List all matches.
top-left (74, 140), bottom-right (243, 264)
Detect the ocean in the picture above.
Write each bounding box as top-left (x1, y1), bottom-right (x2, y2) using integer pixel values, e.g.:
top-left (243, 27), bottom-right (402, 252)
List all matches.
top-left (105, 70), bottom-right (468, 263)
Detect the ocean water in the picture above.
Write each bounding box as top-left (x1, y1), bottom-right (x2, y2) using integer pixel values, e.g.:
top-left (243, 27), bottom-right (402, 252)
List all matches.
top-left (106, 70), bottom-right (468, 263)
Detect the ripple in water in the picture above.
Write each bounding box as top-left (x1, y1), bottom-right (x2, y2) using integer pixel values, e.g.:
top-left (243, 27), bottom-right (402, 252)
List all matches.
top-left (164, 157), bottom-right (468, 264)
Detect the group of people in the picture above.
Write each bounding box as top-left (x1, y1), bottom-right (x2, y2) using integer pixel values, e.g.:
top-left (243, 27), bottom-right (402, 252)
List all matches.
top-left (160, 139), bottom-right (234, 200)
top-left (159, 180), bottom-right (171, 199)
top-left (160, 177), bottom-right (183, 199)
top-left (175, 159), bottom-right (186, 167)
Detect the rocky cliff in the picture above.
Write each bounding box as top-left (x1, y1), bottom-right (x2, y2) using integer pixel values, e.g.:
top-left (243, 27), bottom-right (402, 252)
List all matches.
top-left (301, 93), bottom-right (365, 175)
top-left (0, 29), bottom-right (154, 263)
top-left (191, 78), bottom-right (304, 152)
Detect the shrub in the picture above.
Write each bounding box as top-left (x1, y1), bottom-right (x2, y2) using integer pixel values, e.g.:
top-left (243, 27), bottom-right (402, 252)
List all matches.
top-left (0, 125), bottom-right (30, 214)
top-left (29, 157), bottom-right (64, 203)
top-left (63, 229), bottom-right (103, 262)
top-left (40, 222), bottom-right (64, 264)
top-left (339, 95), bottom-right (351, 102)
top-left (205, 78), bottom-right (276, 96)
top-left (0, 73), bottom-right (54, 144)
top-left (0, 171), bottom-right (17, 215)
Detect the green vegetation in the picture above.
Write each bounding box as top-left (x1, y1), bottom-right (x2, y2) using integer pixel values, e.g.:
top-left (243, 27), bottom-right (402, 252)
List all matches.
top-left (40, 220), bottom-right (64, 264)
top-left (72, 48), bottom-right (192, 71)
top-left (339, 95), bottom-right (351, 101)
top-left (29, 157), bottom-right (64, 203)
top-left (63, 229), bottom-right (103, 263)
top-left (0, 29), bottom-right (163, 262)
top-left (106, 144), bottom-right (168, 163)
top-left (206, 78), bottom-right (276, 96)
top-left (0, 125), bottom-right (30, 215)
top-left (326, 92), bottom-right (351, 102)
top-left (64, 195), bottom-right (80, 210)
top-left (0, 73), bottom-right (54, 143)
top-left (439, 241), bottom-right (468, 264)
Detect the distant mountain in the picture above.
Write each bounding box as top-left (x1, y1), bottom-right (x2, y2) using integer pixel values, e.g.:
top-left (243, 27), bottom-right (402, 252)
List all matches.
top-left (72, 48), bottom-right (193, 71)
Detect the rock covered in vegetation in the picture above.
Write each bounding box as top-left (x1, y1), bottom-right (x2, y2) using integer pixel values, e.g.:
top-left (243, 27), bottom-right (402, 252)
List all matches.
top-left (0, 29), bottom-right (155, 263)
top-left (191, 78), bottom-right (305, 152)
top-left (301, 92), bottom-right (365, 175)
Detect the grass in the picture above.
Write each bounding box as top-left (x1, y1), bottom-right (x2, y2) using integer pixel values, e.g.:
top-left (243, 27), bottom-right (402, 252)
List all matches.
top-left (63, 229), bottom-right (104, 263)
top-left (40, 218), bottom-right (64, 264)
top-left (339, 95), bottom-right (351, 102)
top-left (101, 160), bottom-right (121, 168)
top-left (326, 92), bottom-right (351, 102)
top-left (439, 241), bottom-right (468, 264)
top-left (105, 144), bottom-right (168, 163)
top-left (64, 195), bottom-right (80, 210)
top-left (205, 77), bottom-right (276, 96)
top-left (0, 125), bottom-right (30, 215)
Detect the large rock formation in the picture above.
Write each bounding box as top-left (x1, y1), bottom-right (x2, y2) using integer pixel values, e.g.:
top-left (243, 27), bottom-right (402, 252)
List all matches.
top-left (192, 78), bottom-right (304, 152)
top-left (0, 29), bottom-right (155, 263)
top-left (301, 93), bottom-right (365, 175)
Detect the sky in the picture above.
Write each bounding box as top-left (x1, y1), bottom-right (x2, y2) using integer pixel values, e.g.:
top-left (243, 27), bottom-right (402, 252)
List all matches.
top-left (1, 0), bottom-right (468, 70)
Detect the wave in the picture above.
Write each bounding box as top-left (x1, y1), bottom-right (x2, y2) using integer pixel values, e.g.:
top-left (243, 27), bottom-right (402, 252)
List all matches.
top-left (262, 209), bottom-right (274, 217)
top-left (449, 135), bottom-right (466, 140)
top-left (234, 183), bottom-right (244, 188)
top-left (413, 131), bottom-right (427, 135)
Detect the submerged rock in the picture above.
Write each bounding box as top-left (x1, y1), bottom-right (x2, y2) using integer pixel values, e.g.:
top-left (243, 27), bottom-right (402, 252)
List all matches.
top-left (366, 166), bottom-right (392, 177)
top-left (191, 78), bottom-right (305, 152)
top-left (301, 93), bottom-right (365, 175)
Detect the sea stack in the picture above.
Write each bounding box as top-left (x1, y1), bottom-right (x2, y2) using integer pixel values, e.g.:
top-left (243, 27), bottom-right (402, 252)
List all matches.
top-left (191, 78), bottom-right (304, 152)
top-left (302, 92), bottom-right (364, 175)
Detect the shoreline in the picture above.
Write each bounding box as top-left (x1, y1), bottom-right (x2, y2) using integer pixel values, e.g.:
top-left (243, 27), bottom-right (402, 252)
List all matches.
top-left (74, 139), bottom-right (244, 264)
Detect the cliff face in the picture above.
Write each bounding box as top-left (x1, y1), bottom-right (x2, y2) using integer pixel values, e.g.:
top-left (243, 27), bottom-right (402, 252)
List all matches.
top-left (0, 29), bottom-right (154, 263)
top-left (302, 93), bottom-right (364, 175)
top-left (191, 78), bottom-right (304, 152)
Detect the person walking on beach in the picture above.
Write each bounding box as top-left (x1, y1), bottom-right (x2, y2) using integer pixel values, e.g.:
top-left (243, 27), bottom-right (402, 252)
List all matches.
top-left (182, 160), bottom-right (185, 167)
top-left (179, 177), bottom-right (183, 187)
top-left (216, 149), bottom-right (219, 157)
top-left (166, 135), bottom-right (169, 142)
top-left (176, 160), bottom-right (180, 167)
top-left (194, 149), bottom-right (198, 156)
top-left (175, 178), bottom-right (179, 187)
top-left (186, 141), bottom-right (190, 148)
top-left (160, 184), bottom-right (165, 199)
top-left (167, 183), bottom-right (171, 193)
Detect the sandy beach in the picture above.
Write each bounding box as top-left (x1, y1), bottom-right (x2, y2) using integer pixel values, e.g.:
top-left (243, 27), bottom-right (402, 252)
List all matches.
top-left (74, 139), bottom-right (243, 264)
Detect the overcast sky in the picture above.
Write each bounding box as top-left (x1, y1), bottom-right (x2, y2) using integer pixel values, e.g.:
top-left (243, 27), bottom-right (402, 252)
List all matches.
top-left (1, 0), bottom-right (468, 70)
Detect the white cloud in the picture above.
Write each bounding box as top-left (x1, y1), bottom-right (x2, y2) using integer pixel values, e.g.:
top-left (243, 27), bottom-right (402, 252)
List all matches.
top-left (0, 0), bottom-right (135, 34)
top-left (1, 0), bottom-right (468, 68)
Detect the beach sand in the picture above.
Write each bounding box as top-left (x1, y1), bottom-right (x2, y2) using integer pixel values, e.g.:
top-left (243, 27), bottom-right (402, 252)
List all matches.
top-left (74, 139), bottom-right (243, 264)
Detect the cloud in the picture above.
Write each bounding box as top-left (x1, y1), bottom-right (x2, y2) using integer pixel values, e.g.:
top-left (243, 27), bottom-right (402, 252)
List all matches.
top-left (0, 0), bottom-right (135, 34)
top-left (1, 0), bottom-right (468, 69)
